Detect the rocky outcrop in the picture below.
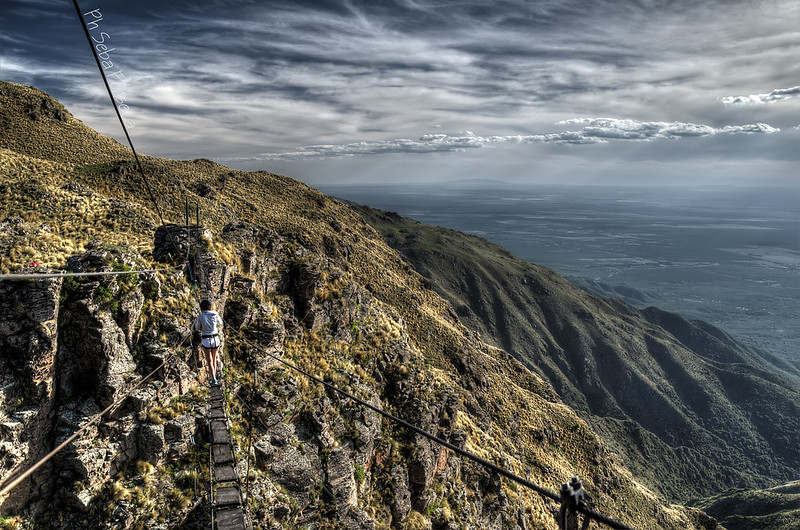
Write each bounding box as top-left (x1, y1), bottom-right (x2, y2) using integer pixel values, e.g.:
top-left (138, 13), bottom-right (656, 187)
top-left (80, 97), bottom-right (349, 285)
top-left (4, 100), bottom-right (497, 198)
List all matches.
top-left (57, 250), bottom-right (142, 408)
top-left (1, 241), bottom-right (205, 520)
top-left (221, 222), bottom-right (285, 294)
top-left (0, 274), bottom-right (61, 513)
top-left (152, 224), bottom-right (210, 263)
top-left (390, 464), bottom-right (412, 522)
top-left (287, 261), bottom-right (322, 330)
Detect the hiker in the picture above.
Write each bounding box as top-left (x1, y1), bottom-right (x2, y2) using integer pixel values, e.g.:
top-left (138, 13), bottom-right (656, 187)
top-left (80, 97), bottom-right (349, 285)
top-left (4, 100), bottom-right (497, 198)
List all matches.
top-left (194, 299), bottom-right (223, 385)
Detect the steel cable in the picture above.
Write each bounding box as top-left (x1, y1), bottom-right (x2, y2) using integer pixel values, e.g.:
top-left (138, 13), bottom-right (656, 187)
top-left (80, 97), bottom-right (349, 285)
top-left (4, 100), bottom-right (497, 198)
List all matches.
top-left (0, 267), bottom-right (177, 281)
top-left (223, 324), bottom-right (635, 530)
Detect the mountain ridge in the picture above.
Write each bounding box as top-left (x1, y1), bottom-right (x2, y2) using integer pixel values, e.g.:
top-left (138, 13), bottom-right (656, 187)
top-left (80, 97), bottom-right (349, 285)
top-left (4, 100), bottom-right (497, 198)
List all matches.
top-left (351, 204), bottom-right (800, 510)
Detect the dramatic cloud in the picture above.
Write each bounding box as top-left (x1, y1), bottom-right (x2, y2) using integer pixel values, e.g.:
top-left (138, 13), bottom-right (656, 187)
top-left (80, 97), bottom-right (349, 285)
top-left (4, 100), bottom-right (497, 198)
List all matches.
top-left (255, 119), bottom-right (780, 160)
top-left (721, 86), bottom-right (800, 105)
top-left (1, 0), bottom-right (797, 184)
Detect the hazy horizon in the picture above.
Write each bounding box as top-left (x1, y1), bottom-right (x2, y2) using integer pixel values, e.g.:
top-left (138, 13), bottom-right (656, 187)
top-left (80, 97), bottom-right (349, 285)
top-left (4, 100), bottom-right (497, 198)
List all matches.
top-left (323, 182), bottom-right (800, 361)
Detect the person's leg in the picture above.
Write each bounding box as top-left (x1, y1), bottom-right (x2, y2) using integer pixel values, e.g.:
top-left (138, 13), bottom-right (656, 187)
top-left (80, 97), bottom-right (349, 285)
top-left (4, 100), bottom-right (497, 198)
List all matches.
top-left (204, 347), bottom-right (216, 383)
top-left (209, 347), bottom-right (219, 382)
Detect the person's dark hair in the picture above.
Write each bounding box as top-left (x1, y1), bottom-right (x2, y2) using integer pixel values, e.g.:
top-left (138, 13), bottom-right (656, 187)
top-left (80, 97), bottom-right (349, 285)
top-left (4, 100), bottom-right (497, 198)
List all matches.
top-left (200, 299), bottom-right (212, 311)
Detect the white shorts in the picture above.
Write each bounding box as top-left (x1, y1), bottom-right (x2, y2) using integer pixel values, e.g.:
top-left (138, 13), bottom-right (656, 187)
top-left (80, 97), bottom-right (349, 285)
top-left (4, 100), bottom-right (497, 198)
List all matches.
top-left (201, 336), bottom-right (221, 349)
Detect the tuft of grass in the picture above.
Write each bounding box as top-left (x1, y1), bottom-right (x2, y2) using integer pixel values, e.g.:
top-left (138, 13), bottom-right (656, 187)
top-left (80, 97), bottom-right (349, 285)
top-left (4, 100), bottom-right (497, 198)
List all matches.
top-left (354, 463), bottom-right (365, 488)
top-left (110, 480), bottom-right (131, 502)
top-left (0, 515), bottom-right (24, 530)
top-left (400, 511), bottom-right (429, 530)
top-left (168, 488), bottom-right (191, 510)
top-left (176, 469), bottom-right (200, 491)
top-left (136, 461), bottom-right (155, 482)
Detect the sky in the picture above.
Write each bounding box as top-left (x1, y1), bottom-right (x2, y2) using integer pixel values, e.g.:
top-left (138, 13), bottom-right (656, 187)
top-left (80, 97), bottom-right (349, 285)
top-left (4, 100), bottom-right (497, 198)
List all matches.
top-left (1, 0), bottom-right (798, 187)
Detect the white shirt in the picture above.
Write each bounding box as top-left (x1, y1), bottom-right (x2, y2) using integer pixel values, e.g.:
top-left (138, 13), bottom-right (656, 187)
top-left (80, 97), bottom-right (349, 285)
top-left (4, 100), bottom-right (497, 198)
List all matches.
top-left (194, 310), bottom-right (223, 337)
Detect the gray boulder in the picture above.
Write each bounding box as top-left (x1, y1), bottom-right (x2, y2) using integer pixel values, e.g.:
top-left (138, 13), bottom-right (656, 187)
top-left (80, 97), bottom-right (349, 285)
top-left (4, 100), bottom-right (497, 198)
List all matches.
top-left (138, 423), bottom-right (165, 463)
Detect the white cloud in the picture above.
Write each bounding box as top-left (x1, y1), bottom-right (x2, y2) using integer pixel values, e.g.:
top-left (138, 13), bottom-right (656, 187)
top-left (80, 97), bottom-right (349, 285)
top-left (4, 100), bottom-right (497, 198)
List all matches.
top-left (721, 86), bottom-right (800, 105)
top-left (249, 118), bottom-right (779, 160)
top-left (560, 118), bottom-right (780, 140)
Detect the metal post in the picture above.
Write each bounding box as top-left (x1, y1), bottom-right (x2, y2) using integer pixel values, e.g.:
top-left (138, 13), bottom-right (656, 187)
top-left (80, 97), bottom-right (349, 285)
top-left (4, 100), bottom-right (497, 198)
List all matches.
top-left (559, 482), bottom-right (578, 530)
top-left (570, 476), bottom-right (591, 530)
top-left (559, 475), bottom-right (588, 530)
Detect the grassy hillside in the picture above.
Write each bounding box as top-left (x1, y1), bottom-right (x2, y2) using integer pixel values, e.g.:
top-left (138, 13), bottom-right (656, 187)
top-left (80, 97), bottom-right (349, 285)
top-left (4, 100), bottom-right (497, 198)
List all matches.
top-left (0, 82), bottom-right (131, 165)
top-left (353, 205), bottom-right (800, 508)
top-left (0, 80), bottom-right (720, 529)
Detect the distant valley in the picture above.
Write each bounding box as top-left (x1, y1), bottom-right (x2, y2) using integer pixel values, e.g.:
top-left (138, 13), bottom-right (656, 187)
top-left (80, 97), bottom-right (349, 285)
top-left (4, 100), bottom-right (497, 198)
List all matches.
top-left (326, 183), bottom-right (800, 362)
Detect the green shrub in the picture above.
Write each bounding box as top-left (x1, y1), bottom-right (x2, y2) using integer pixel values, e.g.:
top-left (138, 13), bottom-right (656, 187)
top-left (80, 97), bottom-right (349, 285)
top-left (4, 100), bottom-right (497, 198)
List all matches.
top-left (354, 463), bottom-right (365, 487)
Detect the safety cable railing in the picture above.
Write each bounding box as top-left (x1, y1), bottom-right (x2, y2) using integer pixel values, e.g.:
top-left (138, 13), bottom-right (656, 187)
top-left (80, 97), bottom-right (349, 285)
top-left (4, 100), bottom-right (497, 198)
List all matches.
top-left (0, 267), bottom-right (177, 281)
top-left (0, 262), bottom-right (230, 526)
top-left (0, 233), bottom-right (197, 505)
top-left (1, 7), bottom-right (226, 523)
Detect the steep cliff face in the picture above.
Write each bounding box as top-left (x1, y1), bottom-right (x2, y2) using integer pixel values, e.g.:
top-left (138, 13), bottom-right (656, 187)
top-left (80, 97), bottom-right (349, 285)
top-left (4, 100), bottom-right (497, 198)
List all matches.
top-left (0, 275), bottom-right (61, 512)
top-left (0, 244), bottom-right (201, 524)
top-left (354, 205), bottom-right (800, 506)
top-left (0, 80), bottom-right (720, 529)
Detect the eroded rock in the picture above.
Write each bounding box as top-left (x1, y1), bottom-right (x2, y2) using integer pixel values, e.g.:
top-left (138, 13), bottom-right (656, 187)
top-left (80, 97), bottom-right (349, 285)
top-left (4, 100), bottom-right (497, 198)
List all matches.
top-left (0, 275), bottom-right (61, 512)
